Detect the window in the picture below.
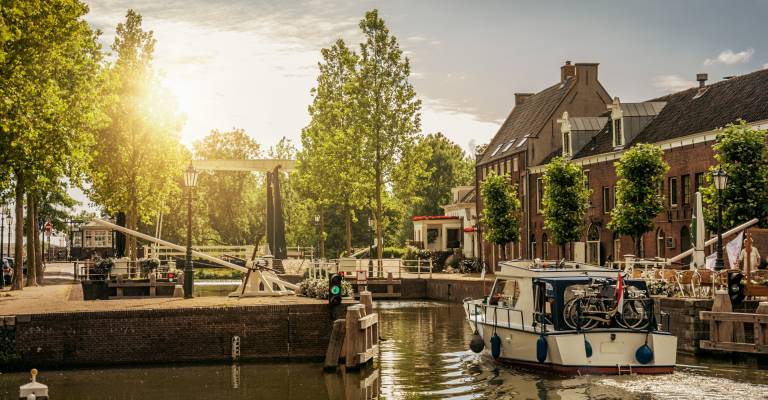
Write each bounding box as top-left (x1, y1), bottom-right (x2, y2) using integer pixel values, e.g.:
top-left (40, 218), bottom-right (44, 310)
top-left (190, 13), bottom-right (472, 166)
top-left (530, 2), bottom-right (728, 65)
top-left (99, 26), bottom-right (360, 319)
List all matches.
top-left (427, 228), bottom-right (439, 244)
top-left (612, 118), bottom-right (623, 147)
top-left (613, 232), bottom-right (621, 261)
top-left (682, 175), bottom-right (691, 206)
top-left (502, 141), bottom-right (515, 153)
top-left (562, 131), bottom-right (571, 157)
top-left (513, 157), bottom-right (519, 172)
top-left (536, 178), bottom-right (543, 213)
top-left (505, 159), bottom-right (511, 174)
top-left (446, 229), bottom-right (461, 248)
top-left (489, 279), bottom-right (522, 307)
top-left (669, 177), bottom-right (678, 207)
top-left (587, 224), bottom-right (601, 265)
top-left (542, 233), bottom-right (549, 259)
top-left (490, 144), bottom-right (503, 157)
top-left (530, 234), bottom-right (537, 259)
top-left (602, 186), bottom-right (612, 214)
top-left (695, 172), bottom-right (705, 191)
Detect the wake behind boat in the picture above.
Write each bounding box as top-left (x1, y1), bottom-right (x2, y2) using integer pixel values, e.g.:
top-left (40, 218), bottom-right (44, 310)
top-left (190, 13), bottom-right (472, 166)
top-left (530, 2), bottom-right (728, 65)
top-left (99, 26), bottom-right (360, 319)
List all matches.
top-left (464, 259), bottom-right (677, 375)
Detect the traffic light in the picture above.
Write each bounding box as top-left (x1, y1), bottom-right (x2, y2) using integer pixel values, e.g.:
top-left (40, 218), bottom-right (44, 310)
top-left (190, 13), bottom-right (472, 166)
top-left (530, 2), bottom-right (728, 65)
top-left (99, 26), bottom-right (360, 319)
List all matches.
top-left (728, 271), bottom-right (745, 305)
top-left (329, 274), bottom-right (343, 305)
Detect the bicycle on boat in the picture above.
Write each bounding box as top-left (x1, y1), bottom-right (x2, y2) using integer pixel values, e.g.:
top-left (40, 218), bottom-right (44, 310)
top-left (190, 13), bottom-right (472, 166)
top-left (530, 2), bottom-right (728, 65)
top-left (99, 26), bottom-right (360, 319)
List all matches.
top-left (563, 277), bottom-right (651, 331)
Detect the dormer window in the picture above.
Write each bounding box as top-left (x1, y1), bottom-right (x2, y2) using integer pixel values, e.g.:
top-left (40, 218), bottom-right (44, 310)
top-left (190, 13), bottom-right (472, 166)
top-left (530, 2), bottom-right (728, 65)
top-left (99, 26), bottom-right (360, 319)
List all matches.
top-left (608, 97), bottom-right (624, 148)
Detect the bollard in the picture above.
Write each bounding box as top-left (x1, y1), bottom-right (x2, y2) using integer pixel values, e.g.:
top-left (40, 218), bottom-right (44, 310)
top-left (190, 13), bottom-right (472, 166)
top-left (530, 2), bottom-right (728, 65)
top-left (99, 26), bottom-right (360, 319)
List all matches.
top-left (19, 369), bottom-right (48, 400)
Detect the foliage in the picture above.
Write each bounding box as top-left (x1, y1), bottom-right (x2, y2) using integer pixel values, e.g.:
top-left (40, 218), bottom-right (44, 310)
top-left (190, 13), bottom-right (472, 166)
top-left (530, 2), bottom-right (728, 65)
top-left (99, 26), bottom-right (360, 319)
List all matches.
top-left (542, 157), bottom-right (590, 249)
top-left (480, 172), bottom-right (521, 251)
top-left (93, 258), bottom-right (114, 278)
top-left (702, 120), bottom-right (768, 229)
top-left (647, 279), bottom-right (672, 296)
top-left (608, 144), bottom-right (668, 254)
top-left (87, 10), bottom-right (185, 259)
top-left (298, 277), bottom-right (352, 299)
top-left (194, 267), bottom-right (243, 280)
top-left (353, 9), bottom-right (422, 260)
top-left (139, 258), bottom-right (160, 277)
top-left (460, 257), bottom-right (482, 273)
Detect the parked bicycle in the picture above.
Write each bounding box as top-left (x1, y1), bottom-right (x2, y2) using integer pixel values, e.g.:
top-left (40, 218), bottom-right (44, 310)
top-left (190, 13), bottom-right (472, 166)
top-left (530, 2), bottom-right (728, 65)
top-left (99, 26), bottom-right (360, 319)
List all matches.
top-left (563, 277), bottom-right (650, 331)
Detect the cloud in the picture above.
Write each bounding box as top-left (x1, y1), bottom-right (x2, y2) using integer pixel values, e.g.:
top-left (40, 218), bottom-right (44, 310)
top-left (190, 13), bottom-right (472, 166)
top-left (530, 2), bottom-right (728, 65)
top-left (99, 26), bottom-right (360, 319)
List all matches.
top-left (704, 48), bottom-right (754, 66)
top-left (764, 63), bottom-right (768, 69)
top-left (652, 75), bottom-right (697, 93)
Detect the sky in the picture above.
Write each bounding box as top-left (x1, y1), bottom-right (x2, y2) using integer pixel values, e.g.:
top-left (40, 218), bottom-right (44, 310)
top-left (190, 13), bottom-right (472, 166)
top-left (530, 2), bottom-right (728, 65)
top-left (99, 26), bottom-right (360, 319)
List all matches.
top-left (83, 0), bottom-right (768, 155)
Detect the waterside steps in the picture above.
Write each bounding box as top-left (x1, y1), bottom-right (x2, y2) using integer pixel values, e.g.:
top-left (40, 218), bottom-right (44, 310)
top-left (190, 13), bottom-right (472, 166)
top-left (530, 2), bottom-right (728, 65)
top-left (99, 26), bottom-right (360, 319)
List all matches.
top-left (325, 292), bottom-right (380, 370)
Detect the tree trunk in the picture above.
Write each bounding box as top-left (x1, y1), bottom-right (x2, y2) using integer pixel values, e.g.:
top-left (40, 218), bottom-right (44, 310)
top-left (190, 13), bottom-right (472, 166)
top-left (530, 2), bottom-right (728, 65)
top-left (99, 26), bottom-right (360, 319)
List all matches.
top-left (128, 199), bottom-right (138, 260)
top-left (375, 143), bottom-right (383, 276)
top-left (344, 206), bottom-right (352, 256)
top-left (501, 243), bottom-right (507, 261)
top-left (26, 191), bottom-right (37, 287)
top-left (34, 196), bottom-right (44, 285)
top-left (12, 173), bottom-right (25, 290)
top-left (633, 235), bottom-right (641, 257)
top-left (319, 209), bottom-right (325, 259)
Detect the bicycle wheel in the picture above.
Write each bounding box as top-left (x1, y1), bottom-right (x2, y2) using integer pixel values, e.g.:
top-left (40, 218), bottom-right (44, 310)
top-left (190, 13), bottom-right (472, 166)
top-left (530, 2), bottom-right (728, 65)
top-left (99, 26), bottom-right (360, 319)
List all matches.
top-left (575, 298), bottom-right (603, 330)
top-left (618, 299), bottom-right (650, 330)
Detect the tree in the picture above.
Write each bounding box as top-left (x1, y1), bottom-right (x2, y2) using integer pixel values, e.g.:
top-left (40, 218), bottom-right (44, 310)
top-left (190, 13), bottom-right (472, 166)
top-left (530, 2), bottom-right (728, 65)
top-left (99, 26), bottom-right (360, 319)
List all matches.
top-left (298, 38), bottom-right (368, 257)
top-left (88, 10), bottom-right (185, 259)
top-left (408, 133), bottom-right (474, 217)
top-left (608, 143), bottom-right (669, 255)
top-left (353, 9), bottom-right (421, 268)
top-left (0, 1), bottom-right (103, 288)
top-left (542, 157), bottom-right (590, 259)
top-left (480, 172), bottom-right (521, 260)
top-left (702, 120), bottom-right (768, 230)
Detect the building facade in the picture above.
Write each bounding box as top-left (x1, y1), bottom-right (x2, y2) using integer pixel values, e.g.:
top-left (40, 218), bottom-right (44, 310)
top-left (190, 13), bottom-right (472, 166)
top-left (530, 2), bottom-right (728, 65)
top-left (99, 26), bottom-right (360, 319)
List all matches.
top-left (515, 69), bottom-right (768, 266)
top-left (475, 61), bottom-right (612, 268)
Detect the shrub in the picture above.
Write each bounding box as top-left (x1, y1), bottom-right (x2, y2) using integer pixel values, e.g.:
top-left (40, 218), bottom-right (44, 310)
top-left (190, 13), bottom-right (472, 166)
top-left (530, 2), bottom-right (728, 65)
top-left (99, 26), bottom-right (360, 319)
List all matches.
top-left (93, 258), bottom-right (114, 278)
top-left (139, 258), bottom-right (160, 277)
top-left (299, 277), bottom-right (354, 299)
top-left (382, 247), bottom-right (407, 259)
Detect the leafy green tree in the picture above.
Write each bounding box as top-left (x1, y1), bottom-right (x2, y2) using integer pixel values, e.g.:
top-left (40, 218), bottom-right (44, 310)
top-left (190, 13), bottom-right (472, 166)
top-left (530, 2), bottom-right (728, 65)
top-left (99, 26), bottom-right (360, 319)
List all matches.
top-left (480, 172), bottom-right (521, 260)
top-left (298, 38), bottom-right (368, 257)
top-left (608, 143), bottom-right (669, 255)
top-left (542, 157), bottom-right (590, 259)
top-left (353, 9), bottom-right (421, 266)
top-left (0, 1), bottom-right (103, 288)
top-left (87, 10), bottom-right (185, 259)
top-left (702, 120), bottom-right (768, 230)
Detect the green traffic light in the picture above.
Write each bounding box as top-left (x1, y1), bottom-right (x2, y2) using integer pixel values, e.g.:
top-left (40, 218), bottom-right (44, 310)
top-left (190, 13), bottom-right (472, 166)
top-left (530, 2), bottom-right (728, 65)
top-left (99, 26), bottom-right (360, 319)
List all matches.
top-left (331, 286), bottom-right (341, 295)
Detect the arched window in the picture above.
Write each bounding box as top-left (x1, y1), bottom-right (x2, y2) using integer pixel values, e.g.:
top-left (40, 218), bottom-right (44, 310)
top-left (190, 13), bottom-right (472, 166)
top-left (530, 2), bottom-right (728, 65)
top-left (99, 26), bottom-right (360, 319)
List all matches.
top-left (542, 233), bottom-right (549, 260)
top-left (587, 224), bottom-right (601, 265)
top-left (530, 234), bottom-right (537, 259)
top-left (656, 228), bottom-right (666, 258)
top-left (613, 232), bottom-right (621, 262)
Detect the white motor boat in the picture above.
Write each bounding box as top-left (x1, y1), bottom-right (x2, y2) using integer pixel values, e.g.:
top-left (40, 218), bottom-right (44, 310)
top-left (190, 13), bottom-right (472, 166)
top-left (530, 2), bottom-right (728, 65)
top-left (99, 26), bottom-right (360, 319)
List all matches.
top-left (464, 260), bottom-right (677, 375)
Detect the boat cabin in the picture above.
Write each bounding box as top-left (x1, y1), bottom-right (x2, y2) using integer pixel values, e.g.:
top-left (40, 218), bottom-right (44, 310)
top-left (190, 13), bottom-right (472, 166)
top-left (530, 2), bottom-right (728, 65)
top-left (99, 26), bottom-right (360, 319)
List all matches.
top-left (487, 260), bottom-right (652, 332)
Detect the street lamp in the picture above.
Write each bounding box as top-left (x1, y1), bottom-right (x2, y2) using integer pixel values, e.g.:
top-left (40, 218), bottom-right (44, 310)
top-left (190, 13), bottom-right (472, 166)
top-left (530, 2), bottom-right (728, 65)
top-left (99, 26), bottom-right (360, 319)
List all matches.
top-left (713, 168), bottom-right (728, 271)
top-left (1, 204), bottom-right (6, 260)
top-left (183, 163), bottom-right (199, 298)
top-left (5, 207), bottom-right (11, 261)
top-left (367, 218), bottom-right (374, 278)
top-left (314, 214), bottom-right (320, 260)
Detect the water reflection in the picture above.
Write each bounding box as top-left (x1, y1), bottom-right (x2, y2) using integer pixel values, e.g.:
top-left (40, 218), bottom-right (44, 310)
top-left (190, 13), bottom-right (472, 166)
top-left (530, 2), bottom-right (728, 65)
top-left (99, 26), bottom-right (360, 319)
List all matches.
top-left (0, 301), bottom-right (766, 399)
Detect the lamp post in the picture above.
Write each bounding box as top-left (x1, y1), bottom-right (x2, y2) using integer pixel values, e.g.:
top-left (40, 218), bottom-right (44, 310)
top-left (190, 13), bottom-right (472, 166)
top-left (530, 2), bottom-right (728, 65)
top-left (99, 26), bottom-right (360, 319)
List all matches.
top-left (183, 163), bottom-right (199, 298)
top-left (712, 168), bottom-right (728, 271)
top-left (6, 208), bottom-right (11, 261)
top-left (314, 214), bottom-right (320, 260)
top-left (1, 204), bottom-right (6, 260)
top-left (367, 218), bottom-right (374, 278)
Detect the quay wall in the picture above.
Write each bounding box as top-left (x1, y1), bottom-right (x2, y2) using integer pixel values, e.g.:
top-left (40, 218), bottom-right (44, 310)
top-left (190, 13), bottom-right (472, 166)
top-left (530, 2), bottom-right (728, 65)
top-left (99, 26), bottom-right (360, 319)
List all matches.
top-left (1, 303), bottom-right (342, 369)
top-left (399, 278), bottom-right (488, 302)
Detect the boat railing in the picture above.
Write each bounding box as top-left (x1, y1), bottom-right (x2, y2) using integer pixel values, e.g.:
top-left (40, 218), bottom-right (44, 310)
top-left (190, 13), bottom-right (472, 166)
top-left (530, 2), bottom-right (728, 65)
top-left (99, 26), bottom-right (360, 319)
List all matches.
top-left (465, 301), bottom-right (535, 333)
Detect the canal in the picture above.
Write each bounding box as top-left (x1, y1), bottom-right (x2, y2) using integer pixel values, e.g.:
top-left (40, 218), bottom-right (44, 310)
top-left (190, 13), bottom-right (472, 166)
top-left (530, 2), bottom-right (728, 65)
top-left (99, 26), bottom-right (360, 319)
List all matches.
top-left (1, 301), bottom-right (767, 399)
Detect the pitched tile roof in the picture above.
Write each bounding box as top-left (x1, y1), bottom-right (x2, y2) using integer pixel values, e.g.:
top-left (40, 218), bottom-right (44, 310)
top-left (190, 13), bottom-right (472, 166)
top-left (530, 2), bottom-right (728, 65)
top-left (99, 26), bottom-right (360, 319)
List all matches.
top-left (572, 68), bottom-right (768, 159)
top-left (479, 77), bottom-right (577, 165)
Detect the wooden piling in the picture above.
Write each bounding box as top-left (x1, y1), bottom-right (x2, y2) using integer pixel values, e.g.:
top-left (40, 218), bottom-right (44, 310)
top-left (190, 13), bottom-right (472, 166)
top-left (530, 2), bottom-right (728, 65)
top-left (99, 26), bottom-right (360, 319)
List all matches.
top-left (359, 291), bottom-right (374, 315)
top-left (324, 319), bottom-right (346, 370)
top-left (712, 290), bottom-right (734, 341)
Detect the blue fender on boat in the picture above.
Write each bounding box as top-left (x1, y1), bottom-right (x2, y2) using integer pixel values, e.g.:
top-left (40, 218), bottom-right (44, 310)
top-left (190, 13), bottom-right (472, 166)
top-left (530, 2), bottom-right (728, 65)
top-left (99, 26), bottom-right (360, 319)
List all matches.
top-left (584, 339), bottom-right (593, 358)
top-left (469, 332), bottom-right (485, 353)
top-left (635, 344), bottom-right (654, 364)
top-left (536, 336), bottom-right (547, 363)
top-left (490, 333), bottom-right (502, 358)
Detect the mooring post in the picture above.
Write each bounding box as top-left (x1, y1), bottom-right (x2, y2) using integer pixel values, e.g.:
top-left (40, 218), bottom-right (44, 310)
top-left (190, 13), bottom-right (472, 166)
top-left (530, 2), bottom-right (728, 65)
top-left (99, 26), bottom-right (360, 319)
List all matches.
top-left (324, 319), bottom-right (346, 370)
top-left (359, 291), bottom-right (374, 315)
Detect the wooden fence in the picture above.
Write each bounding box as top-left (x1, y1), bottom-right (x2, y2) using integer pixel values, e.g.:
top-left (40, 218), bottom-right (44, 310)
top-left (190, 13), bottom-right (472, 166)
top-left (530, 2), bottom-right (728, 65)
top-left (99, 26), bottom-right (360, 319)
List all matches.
top-left (325, 292), bottom-right (379, 370)
top-left (699, 311), bottom-right (768, 354)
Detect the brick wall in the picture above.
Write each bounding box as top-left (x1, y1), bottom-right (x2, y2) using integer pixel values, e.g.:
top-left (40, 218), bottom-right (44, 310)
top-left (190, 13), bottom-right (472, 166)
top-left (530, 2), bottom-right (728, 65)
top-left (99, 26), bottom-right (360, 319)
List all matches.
top-left (5, 303), bottom-right (340, 369)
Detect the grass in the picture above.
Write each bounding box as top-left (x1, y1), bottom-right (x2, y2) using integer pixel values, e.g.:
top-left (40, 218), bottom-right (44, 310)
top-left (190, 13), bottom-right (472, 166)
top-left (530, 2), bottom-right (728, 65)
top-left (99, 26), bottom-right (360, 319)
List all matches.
top-left (194, 267), bottom-right (243, 280)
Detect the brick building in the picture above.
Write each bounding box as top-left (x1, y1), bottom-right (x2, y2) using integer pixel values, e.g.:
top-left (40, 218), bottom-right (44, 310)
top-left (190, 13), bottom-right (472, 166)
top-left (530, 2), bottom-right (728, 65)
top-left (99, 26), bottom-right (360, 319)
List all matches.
top-left (474, 61), bottom-right (612, 268)
top-left (523, 68), bottom-right (768, 265)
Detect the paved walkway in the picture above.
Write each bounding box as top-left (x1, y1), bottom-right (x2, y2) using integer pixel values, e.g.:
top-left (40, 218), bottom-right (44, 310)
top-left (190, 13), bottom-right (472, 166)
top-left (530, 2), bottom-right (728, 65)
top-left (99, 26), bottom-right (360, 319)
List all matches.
top-left (0, 262), bottom-right (322, 316)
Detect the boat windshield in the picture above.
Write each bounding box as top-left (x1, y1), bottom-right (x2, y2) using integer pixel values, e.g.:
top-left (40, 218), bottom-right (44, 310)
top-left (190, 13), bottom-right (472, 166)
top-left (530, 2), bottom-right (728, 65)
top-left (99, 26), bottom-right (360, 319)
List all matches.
top-left (489, 279), bottom-right (522, 308)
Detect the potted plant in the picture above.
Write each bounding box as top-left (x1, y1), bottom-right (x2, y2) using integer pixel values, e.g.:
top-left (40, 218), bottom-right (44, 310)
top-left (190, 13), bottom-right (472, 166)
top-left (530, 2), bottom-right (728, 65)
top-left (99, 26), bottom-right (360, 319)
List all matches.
top-left (81, 258), bottom-right (113, 300)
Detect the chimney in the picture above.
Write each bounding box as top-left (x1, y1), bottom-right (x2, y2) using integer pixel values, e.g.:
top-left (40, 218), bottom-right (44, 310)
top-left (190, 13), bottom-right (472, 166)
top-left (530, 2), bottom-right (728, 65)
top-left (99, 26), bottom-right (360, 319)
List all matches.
top-left (575, 63), bottom-right (599, 84)
top-left (697, 73), bottom-right (708, 87)
top-left (514, 93), bottom-right (534, 106)
top-left (561, 61), bottom-right (575, 82)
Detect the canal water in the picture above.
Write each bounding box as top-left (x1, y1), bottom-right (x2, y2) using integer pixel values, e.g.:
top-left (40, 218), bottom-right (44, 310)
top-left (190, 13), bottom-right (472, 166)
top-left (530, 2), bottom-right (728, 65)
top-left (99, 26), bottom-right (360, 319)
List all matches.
top-left (1, 301), bottom-right (767, 399)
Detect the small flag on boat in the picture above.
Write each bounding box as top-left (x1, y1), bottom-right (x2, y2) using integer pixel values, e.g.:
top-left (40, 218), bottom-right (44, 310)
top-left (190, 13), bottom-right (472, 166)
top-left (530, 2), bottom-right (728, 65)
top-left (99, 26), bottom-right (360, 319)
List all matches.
top-left (615, 272), bottom-right (624, 315)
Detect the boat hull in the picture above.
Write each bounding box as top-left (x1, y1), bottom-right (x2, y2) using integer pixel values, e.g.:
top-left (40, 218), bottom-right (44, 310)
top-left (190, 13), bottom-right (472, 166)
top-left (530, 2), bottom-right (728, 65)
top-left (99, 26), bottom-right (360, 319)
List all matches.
top-left (469, 320), bottom-right (677, 375)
